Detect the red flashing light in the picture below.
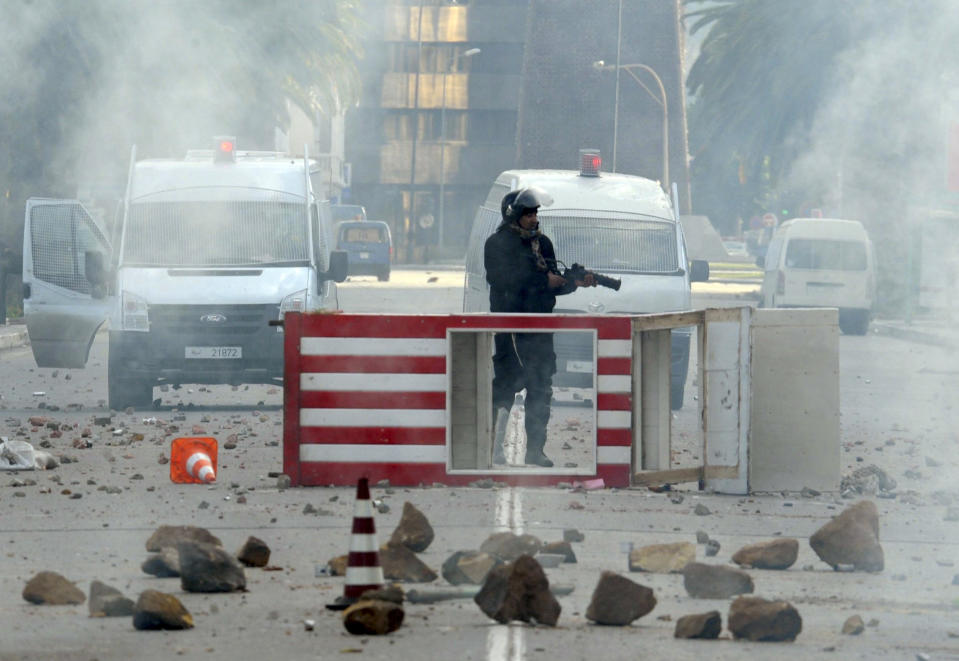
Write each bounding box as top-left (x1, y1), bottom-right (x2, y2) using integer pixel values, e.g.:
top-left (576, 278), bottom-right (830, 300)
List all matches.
top-left (579, 149), bottom-right (601, 177)
top-left (213, 136), bottom-right (237, 163)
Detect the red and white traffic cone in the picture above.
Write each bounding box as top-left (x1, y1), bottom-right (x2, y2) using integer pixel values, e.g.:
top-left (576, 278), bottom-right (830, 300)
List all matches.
top-left (169, 437), bottom-right (218, 484)
top-left (327, 477), bottom-right (384, 610)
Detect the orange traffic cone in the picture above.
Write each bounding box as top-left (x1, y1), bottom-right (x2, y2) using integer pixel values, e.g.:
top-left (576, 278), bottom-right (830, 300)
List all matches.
top-left (170, 437), bottom-right (218, 484)
top-left (326, 477), bottom-right (384, 610)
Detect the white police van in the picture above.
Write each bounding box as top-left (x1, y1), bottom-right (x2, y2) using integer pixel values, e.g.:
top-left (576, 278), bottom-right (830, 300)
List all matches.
top-left (22, 138), bottom-right (347, 409)
top-left (463, 151), bottom-right (709, 409)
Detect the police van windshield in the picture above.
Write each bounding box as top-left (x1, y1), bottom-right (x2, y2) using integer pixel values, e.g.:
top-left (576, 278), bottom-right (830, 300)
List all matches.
top-left (123, 200), bottom-right (309, 267)
top-left (539, 215), bottom-right (680, 274)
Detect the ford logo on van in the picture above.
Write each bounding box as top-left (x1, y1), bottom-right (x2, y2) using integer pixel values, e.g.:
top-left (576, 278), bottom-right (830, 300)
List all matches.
top-left (200, 314), bottom-right (227, 324)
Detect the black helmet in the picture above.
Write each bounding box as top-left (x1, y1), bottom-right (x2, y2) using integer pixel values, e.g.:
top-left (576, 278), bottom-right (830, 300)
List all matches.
top-left (500, 190), bottom-right (520, 220)
top-left (504, 187), bottom-right (552, 223)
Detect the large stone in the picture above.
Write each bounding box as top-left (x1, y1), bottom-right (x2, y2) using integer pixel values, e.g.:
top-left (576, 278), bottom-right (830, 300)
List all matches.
top-left (480, 531), bottom-right (542, 562)
top-left (842, 614), bottom-right (865, 635)
top-left (732, 538), bottom-right (799, 570)
top-left (442, 550), bottom-right (502, 585)
top-left (810, 500), bottom-right (884, 571)
top-left (133, 590), bottom-right (194, 630)
top-left (237, 536), bottom-right (271, 567)
top-left (380, 543), bottom-right (438, 582)
top-left (542, 541), bottom-right (577, 563)
top-left (146, 525), bottom-right (221, 552)
top-left (682, 562), bottom-right (754, 599)
top-left (629, 542), bottom-right (696, 573)
top-left (141, 547), bottom-right (181, 577)
top-left (89, 580), bottom-right (134, 617)
top-left (22, 571), bottom-right (85, 605)
top-left (674, 610), bottom-right (722, 639)
top-left (342, 599), bottom-right (404, 635)
top-left (388, 502), bottom-right (435, 552)
top-left (177, 541), bottom-right (246, 593)
top-left (728, 596), bottom-right (802, 642)
top-left (328, 554), bottom-right (348, 576)
top-left (474, 555), bottom-right (561, 626)
top-left (585, 571), bottom-right (656, 626)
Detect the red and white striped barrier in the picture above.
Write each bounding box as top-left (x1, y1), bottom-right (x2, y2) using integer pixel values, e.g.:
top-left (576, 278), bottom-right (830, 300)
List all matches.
top-left (283, 313), bottom-right (632, 487)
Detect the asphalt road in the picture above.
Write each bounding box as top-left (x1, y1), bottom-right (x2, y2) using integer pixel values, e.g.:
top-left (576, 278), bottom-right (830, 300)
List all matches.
top-left (1, 268), bottom-right (958, 660)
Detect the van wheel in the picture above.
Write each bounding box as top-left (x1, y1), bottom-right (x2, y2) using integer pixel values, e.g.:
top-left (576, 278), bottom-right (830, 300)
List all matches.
top-left (839, 309), bottom-right (870, 336)
top-left (377, 267), bottom-right (390, 282)
top-left (108, 351), bottom-right (154, 411)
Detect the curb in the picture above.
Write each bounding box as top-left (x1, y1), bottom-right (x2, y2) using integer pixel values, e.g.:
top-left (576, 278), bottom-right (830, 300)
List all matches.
top-left (871, 322), bottom-right (958, 350)
top-left (0, 327), bottom-right (28, 352)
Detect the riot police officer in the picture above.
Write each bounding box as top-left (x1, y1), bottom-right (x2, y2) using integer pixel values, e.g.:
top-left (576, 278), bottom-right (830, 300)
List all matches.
top-left (484, 187), bottom-right (594, 467)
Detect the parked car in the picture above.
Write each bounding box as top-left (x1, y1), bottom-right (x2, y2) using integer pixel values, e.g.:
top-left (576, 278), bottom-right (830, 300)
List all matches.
top-left (337, 220), bottom-right (392, 281)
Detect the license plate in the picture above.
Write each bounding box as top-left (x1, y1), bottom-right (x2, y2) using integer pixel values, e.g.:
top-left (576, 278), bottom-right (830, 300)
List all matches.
top-left (566, 360), bottom-right (593, 373)
top-left (359, 251), bottom-right (370, 259)
top-left (185, 346), bottom-right (242, 359)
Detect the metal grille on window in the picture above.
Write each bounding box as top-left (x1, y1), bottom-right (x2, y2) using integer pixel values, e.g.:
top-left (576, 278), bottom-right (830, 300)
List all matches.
top-left (124, 199), bottom-right (310, 267)
top-left (30, 202), bottom-right (105, 294)
top-left (539, 212), bottom-right (679, 274)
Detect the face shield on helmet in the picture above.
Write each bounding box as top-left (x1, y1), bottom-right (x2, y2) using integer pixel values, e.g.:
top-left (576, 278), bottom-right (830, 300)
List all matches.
top-left (504, 187), bottom-right (553, 223)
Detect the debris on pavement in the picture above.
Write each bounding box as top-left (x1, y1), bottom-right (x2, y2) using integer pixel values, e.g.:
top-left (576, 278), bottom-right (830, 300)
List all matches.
top-left (474, 554), bottom-right (560, 626)
top-left (236, 536), bottom-right (271, 567)
top-left (22, 570), bottom-right (86, 605)
top-left (731, 538), bottom-right (799, 570)
top-left (132, 590), bottom-right (194, 630)
top-left (388, 501), bottom-right (434, 552)
top-left (479, 531), bottom-right (542, 561)
top-left (1, 438), bottom-right (35, 470)
top-left (379, 542), bottom-right (438, 582)
top-left (809, 500), bottom-right (884, 571)
top-left (88, 580), bottom-right (135, 617)
top-left (146, 524), bottom-right (222, 552)
top-left (585, 571), bottom-right (656, 625)
top-left (342, 598), bottom-right (404, 635)
top-left (727, 596), bottom-right (802, 642)
top-left (628, 541), bottom-right (695, 573)
top-left (674, 610), bottom-right (722, 639)
top-left (177, 540), bottom-right (247, 593)
top-left (842, 614), bottom-right (866, 635)
top-left (442, 550), bottom-right (502, 585)
top-left (682, 562), bottom-right (755, 599)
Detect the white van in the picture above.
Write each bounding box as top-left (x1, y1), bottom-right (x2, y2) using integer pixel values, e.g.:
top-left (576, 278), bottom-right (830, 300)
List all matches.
top-left (22, 138), bottom-right (347, 409)
top-left (760, 217), bottom-right (876, 335)
top-left (463, 153), bottom-right (709, 409)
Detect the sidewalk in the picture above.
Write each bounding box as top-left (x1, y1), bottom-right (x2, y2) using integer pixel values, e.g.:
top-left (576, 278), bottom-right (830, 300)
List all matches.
top-left (871, 316), bottom-right (959, 350)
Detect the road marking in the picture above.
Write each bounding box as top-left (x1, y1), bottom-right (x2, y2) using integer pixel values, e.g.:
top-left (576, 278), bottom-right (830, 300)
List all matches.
top-left (488, 486), bottom-right (525, 661)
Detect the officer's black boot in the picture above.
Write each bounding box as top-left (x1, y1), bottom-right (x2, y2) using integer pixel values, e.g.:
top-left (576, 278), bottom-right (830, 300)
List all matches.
top-left (524, 428), bottom-right (553, 467)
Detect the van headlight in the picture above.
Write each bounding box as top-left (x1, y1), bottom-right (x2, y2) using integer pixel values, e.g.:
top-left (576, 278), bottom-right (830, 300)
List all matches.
top-left (121, 291), bottom-right (150, 332)
top-left (278, 289), bottom-right (308, 332)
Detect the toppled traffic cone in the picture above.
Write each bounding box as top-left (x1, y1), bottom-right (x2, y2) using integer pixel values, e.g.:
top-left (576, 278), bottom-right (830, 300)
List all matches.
top-left (327, 477), bottom-right (384, 611)
top-left (169, 437), bottom-right (217, 484)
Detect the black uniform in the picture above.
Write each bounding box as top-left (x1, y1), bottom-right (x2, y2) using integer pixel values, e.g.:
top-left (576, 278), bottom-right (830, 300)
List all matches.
top-left (484, 219), bottom-right (573, 464)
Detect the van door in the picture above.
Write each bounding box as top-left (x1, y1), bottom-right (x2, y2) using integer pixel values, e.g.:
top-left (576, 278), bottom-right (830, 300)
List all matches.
top-left (22, 199), bottom-right (113, 368)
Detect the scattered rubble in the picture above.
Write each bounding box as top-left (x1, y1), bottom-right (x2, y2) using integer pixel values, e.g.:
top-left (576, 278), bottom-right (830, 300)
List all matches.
top-left (682, 562), bottom-right (754, 599)
top-left (237, 536), bottom-right (271, 567)
top-left (674, 610), bottom-right (722, 639)
top-left (727, 596), bottom-right (802, 642)
top-left (141, 547), bottom-right (181, 577)
top-left (809, 500), bottom-right (884, 571)
top-left (628, 542), bottom-right (695, 573)
top-left (841, 464), bottom-right (897, 497)
top-left (563, 528), bottom-right (585, 543)
top-left (133, 590), bottom-right (194, 630)
top-left (379, 542), bottom-right (438, 582)
top-left (442, 550), bottom-right (502, 585)
top-left (22, 571), bottom-right (85, 605)
top-left (842, 614), bottom-right (865, 635)
top-left (342, 598), bottom-right (404, 635)
top-left (177, 541), bottom-right (247, 592)
top-left (474, 555), bottom-right (560, 626)
top-left (88, 580), bottom-right (135, 617)
top-left (585, 571), bottom-right (656, 625)
top-left (146, 525), bottom-right (222, 552)
top-left (732, 538), bottom-right (799, 570)
top-left (542, 540), bottom-right (577, 563)
top-left (479, 531), bottom-right (542, 561)
top-left (388, 501), bottom-right (434, 552)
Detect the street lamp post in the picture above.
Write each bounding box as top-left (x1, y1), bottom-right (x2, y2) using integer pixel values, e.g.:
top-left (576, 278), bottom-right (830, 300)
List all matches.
top-left (593, 60), bottom-right (669, 190)
top-left (438, 47), bottom-right (481, 251)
